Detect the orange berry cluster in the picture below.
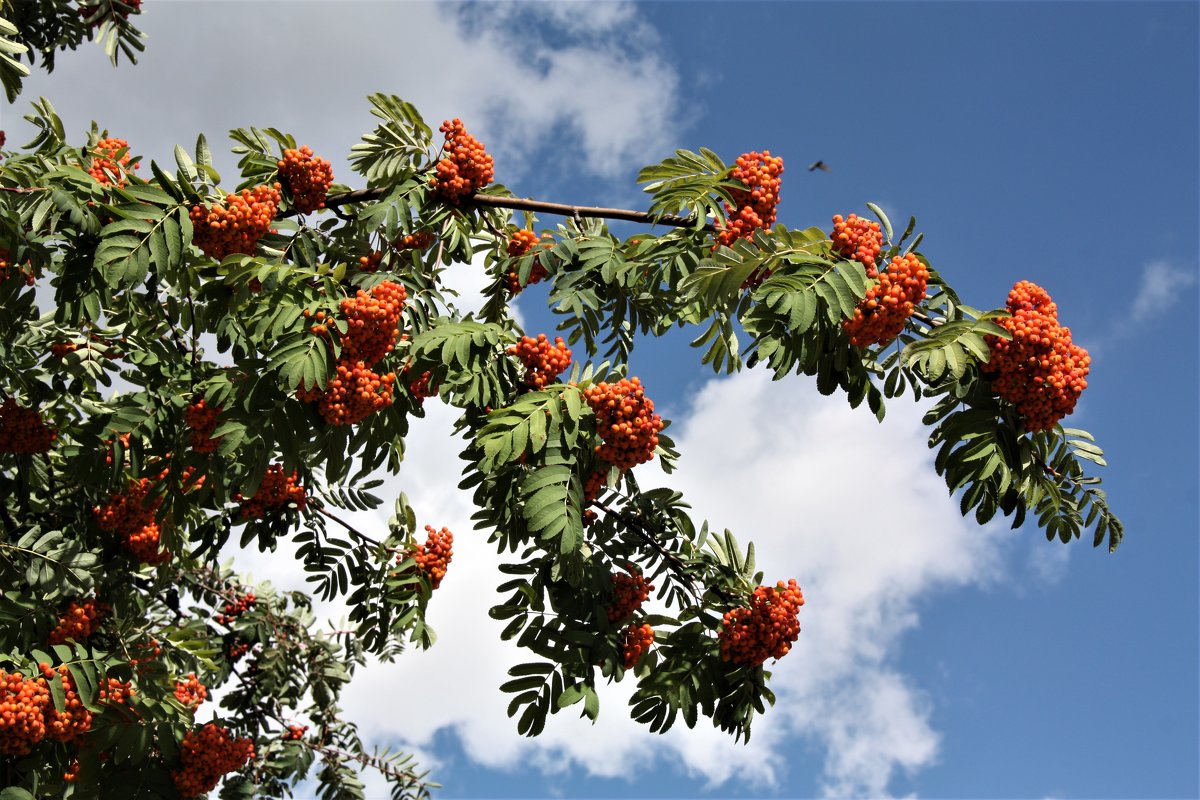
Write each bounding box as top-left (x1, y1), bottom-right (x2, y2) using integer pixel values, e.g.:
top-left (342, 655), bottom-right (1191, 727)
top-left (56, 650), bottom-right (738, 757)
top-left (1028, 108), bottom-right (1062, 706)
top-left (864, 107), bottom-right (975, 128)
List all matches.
top-left (0, 668), bottom-right (51, 755)
top-left (237, 465), bottom-right (307, 520)
top-left (843, 253), bottom-right (930, 347)
top-left (278, 146), bottom-right (333, 214)
top-left (504, 229), bottom-right (550, 295)
top-left (227, 640), bottom-right (251, 662)
top-left (431, 118), bottom-right (494, 203)
top-left (174, 674), bottom-right (208, 711)
top-left (304, 361), bottom-right (397, 426)
top-left (63, 760), bottom-right (81, 783)
top-left (172, 723), bottom-right (255, 798)
top-left (339, 281), bottom-right (407, 365)
top-left (508, 334), bottom-right (572, 390)
top-left (395, 231), bottom-right (436, 251)
top-left (42, 665), bottom-right (91, 743)
top-left (406, 367), bottom-right (437, 405)
top-left (607, 571), bottom-right (653, 623)
top-left (830, 213), bottom-right (884, 277)
top-left (189, 184), bottom-right (282, 261)
top-left (282, 724), bottom-right (307, 741)
top-left (357, 251), bottom-right (383, 273)
top-left (403, 525), bottom-right (454, 590)
top-left (215, 592), bottom-right (256, 626)
top-left (94, 477), bottom-right (170, 564)
top-left (719, 579), bottom-right (805, 667)
top-left (582, 377), bottom-right (664, 471)
top-left (185, 399), bottom-right (222, 454)
top-left (622, 623), bottom-right (655, 669)
top-left (0, 399), bottom-right (57, 454)
top-left (717, 151), bottom-right (784, 250)
top-left (582, 469), bottom-right (606, 504)
top-left (98, 675), bottom-right (135, 708)
top-left (982, 280), bottom-right (1091, 432)
top-left (48, 598), bottom-right (110, 645)
top-left (87, 137), bottom-right (137, 188)
top-left (0, 247), bottom-right (35, 286)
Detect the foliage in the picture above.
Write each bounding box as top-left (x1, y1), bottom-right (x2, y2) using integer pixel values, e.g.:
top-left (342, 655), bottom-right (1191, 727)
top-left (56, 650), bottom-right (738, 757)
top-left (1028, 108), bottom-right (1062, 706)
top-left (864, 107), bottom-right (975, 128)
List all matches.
top-left (0, 10), bottom-right (1122, 799)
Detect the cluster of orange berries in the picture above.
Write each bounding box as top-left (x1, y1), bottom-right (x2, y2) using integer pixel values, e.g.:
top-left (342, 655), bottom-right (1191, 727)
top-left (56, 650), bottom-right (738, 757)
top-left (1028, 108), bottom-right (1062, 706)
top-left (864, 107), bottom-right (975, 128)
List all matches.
top-left (622, 623), bottom-right (655, 669)
top-left (607, 570), bottom-right (653, 623)
top-left (282, 724), bottom-right (307, 741)
top-left (278, 146), bottom-right (333, 214)
top-left (0, 399), bottom-right (57, 454)
top-left (582, 377), bottom-right (664, 471)
top-left (830, 213), bottom-right (884, 276)
top-left (508, 334), bottom-right (572, 390)
top-left (227, 640), bottom-right (251, 662)
top-left (406, 367), bottom-right (437, 405)
top-left (48, 598), bottom-right (110, 645)
top-left (504, 229), bottom-right (550, 295)
top-left (87, 137), bottom-right (137, 188)
top-left (404, 525), bottom-right (454, 590)
top-left (306, 360), bottom-right (397, 426)
top-left (0, 665), bottom-right (132, 757)
top-left (41, 665), bottom-right (91, 744)
top-left (189, 184), bottom-right (282, 261)
top-left (982, 281), bottom-right (1091, 432)
top-left (717, 151), bottom-right (784, 250)
top-left (339, 281), bottom-right (407, 364)
top-left (94, 476), bottom-right (170, 564)
top-left (0, 247), bottom-right (35, 286)
top-left (172, 723), bottom-right (255, 798)
top-left (0, 668), bottom-right (51, 755)
top-left (718, 579), bottom-right (805, 667)
top-left (184, 399), bottom-right (222, 454)
top-left (431, 118), bottom-right (494, 203)
top-left (395, 231), bottom-right (436, 251)
top-left (237, 465), bottom-right (307, 520)
top-left (298, 282), bottom-right (406, 426)
top-left (173, 674), bottom-right (208, 711)
top-left (215, 592), bottom-right (256, 626)
top-left (357, 251), bottom-right (384, 273)
top-left (843, 253), bottom-right (930, 347)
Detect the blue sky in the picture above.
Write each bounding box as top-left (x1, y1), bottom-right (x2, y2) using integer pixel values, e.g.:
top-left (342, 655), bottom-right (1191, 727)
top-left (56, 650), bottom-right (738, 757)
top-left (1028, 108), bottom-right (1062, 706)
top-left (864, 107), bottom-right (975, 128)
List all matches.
top-left (6, 2), bottom-right (1197, 798)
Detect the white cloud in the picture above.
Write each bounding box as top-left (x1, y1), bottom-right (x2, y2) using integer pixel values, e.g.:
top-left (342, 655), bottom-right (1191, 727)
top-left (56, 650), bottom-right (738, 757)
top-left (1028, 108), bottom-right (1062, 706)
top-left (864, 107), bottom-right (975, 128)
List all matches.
top-left (15, 2), bottom-right (679, 186)
top-left (1128, 260), bottom-right (1197, 324)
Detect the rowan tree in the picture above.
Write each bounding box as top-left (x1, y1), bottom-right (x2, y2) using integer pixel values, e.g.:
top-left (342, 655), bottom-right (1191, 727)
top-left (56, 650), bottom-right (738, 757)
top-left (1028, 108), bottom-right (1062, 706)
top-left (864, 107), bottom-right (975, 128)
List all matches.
top-left (0, 11), bottom-right (1123, 800)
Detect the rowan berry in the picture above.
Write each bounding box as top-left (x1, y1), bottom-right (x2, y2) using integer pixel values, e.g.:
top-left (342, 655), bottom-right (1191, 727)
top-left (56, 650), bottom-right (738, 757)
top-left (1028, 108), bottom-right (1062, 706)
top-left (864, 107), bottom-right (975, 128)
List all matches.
top-left (719, 579), bottom-right (805, 667)
top-left (236, 465), bottom-right (307, 520)
top-left (830, 214), bottom-right (884, 277)
top-left (63, 760), bottom-right (81, 783)
top-left (607, 570), bottom-right (652, 623)
top-left (97, 676), bottom-right (135, 708)
top-left (94, 477), bottom-right (170, 564)
top-left (982, 280), bottom-right (1091, 432)
top-left (843, 253), bottom-right (930, 347)
top-left (172, 723), bottom-right (255, 798)
top-left (508, 334), bottom-right (572, 390)
top-left (227, 640), bottom-right (251, 662)
top-left (504, 229), bottom-right (551, 295)
top-left (431, 118), bottom-right (494, 203)
top-left (338, 280), bottom-right (407, 365)
top-left (87, 137), bottom-right (138, 188)
top-left (357, 251), bottom-right (384, 273)
top-left (215, 592), bottom-right (256, 625)
top-left (0, 398), bottom-right (57, 454)
top-left (0, 247), bottom-right (35, 286)
top-left (41, 664), bottom-right (92, 743)
top-left (394, 231), bottom-right (436, 251)
top-left (282, 724), bottom-right (307, 741)
top-left (401, 525), bottom-right (454, 590)
top-left (622, 623), bottom-right (655, 669)
top-left (189, 184), bottom-right (282, 261)
top-left (185, 399), bottom-right (222, 454)
top-left (174, 674), bottom-right (208, 711)
top-left (278, 146), bottom-right (334, 214)
top-left (48, 597), bottom-right (109, 645)
top-left (405, 367), bottom-right (438, 405)
top-left (582, 377), bottom-right (664, 471)
top-left (0, 669), bottom-right (50, 755)
top-left (300, 361), bottom-right (396, 425)
top-left (717, 151), bottom-right (784, 286)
